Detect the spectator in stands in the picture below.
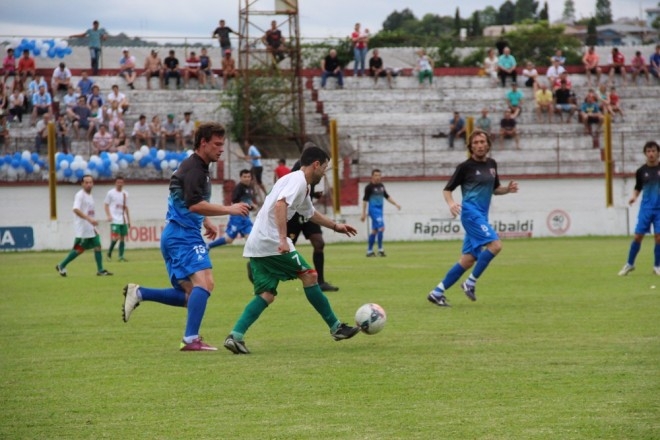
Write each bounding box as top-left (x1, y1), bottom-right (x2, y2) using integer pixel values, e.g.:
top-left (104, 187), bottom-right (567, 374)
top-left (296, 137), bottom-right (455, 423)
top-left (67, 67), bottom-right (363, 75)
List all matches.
top-left (415, 49), bottom-right (434, 87)
top-left (89, 99), bottom-right (104, 127)
top-left (263, 20), bottom-right (285, 64)
top-left (497, 47), bottom-right (517, 87)
top-left (163, 50), bottom-right (181, 89)
top-left (161, 113), bottom-right (181, 150)
top-left (273, 158), bottom-right (290, 183)
top-left (596, 83), bottom-right (612, 116)
top-left (554, 80), bottom-right (577, 123)
top-left (582, 46), bottom-right (601, 87)
top-left (106, 100), bottom-right (125, 142)
top-left (143, 49), bottom-right (163, 90)
top-left (650, 45), bottom-right (660, 81)
top-left (546, 58), bottom-right (565, 88)
top-left (8, 87), bottom-right (25, 124)
top-left (0, 113), bottom-right (10, 152)
top-left (51, 62), bottom-right (72, 97)
top-left (448, 111), bottom-right (466, 149)
top-left (183, 51), bottom-right (202, 89)
top-left (107, 84), bottom-right (129, 114)
top-left (119, 48), bottom-right (137, 90)
top-left (483, 48), bottom-right (499, 87)
top-left (630, 51), bottom-right (650, 86)
top-left (522, 61), bottom-right (539, 90)
top-left (608, 47), bottom-right (627, 87)
top-left (475, 108), bottom-right (492, 136)
top-left (579, 94), bottom-right (603, 136)
top-left (505, 83), bottom-right (524, 119)
top-left (212, 19), bottom-right (238, 53)
top-left (31, 84), bottom-right (52, 126)
top-left (221, 49), bottom-right (237, 89)
top-left (62, 85), bottom-right (79, 112)
top-left (34, 113), bottom-right (51, 154)
top-left (92, 123), bottom-right (117, 154)
top-left (499, 109), bottom-right (519, 149)
top-left (68, 95), bottom-right (94, 140)
top-left (368, 49), bottom-right (394, 88)
top-left (2, 48), bottom-right (16, 87)
top-left (609, 86), bottom-right (624, 122)
top-left (77, 71), bottom-right (94, 97)
top-left (70, 20), bottom-right (108, 75)
top-left (87, 84), bottom-right (104, 108)
top-left (27, 75), bottom-right (47, 102)
top-left (351, 23), bottom-right (369, 77)
top-left (150, 115), bottom-right (162, 148)
top-left (131, 114), bottom-right (152, 149)
top-left (550, 49), bottom-right (566, 66)
top-left (199, 47), bottom-right (214, 89)
top-left (17, 49), bottom-right (36, 89)
top-left (535, 82), bottom-right (554, 123)
top-left (553, 71), bottom-right (573, 92)
top-left (179, 111), bottom-right (195, 148)
top-left (0, 86), bottom-right (7, 113)
top-left (56, 113), bottom-right (71, 154)
top-left (320, 49), bottom-right (343, 89)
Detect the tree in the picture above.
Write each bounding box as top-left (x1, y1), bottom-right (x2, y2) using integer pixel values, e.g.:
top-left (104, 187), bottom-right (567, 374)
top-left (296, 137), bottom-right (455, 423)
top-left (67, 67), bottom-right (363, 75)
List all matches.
top-left (562, 0), bottom-right (576, 23)
top-left (539, 2), bottom-right (549, 21)
top-left (454, 7), bottom-right (462, 36)
top-left (382, 8), bottom-right (417, 32)
top-left (586, 17), bottom-right (598, 46)
top-left (480, 6), bottom-right (499, 27)
top-left (514, 0), bottom-right (539, 22)
top-left (498, 1), bottom-right (516, 24)
top-left (595, 0), bottom-right (613, 25)
top-left (470, 11), bottom-right (483, 37)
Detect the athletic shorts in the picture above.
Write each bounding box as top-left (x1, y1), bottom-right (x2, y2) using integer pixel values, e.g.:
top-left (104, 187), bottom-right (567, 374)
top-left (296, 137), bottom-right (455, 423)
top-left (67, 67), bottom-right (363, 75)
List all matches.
top-left (251, 166), bottom-right (264, 185)
top-left (556, 104), bottom-right (573, 112)
top-left (160, 221), bottom-right (211, 288)
top-left (461, 212), bottom-right (498, 257)
top-left (111, 223), bottom-right (129, 237)
top-left (249, 251), bottom-right (312, 295)
top-left (73, 235), bottom-right (101, 250)
top-left (287, 213), bottom-right (321, 244)
top-left (225, 215), bottom-right (253, 239)
top-left (368, 208), bottom-right (385, 230)
top-left (634, 208), bottom-right (660, 235)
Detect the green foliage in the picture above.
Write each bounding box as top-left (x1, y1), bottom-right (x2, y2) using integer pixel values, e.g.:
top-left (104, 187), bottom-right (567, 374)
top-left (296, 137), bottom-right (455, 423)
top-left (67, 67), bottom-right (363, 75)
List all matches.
top-left (653, 15), bottom-right (660, 31)
top-left (514, 0), bottom-right (539, 22)
top-left (382, 8), bottom-right (417, 32)
top-left (595, 0), bottom-right (613, 25)
top-left (562, 0), bottom-right (576, 23)
top-left (470, 11), bottom-right (483, 37)
top-left (301, 39), bottom-right (353, 69)
top-left (1, 238), bottom-right (659, 439)
top-left (539, 2), bottom-right (549, 21)
top-left (498, 0), bottom-right (516, 25)
top-left (586, 17), bottom-right (598, 46)
top-left (433, 37), bottom-right (461, 67)
top-left (495, 22), bottom-right (583, 67)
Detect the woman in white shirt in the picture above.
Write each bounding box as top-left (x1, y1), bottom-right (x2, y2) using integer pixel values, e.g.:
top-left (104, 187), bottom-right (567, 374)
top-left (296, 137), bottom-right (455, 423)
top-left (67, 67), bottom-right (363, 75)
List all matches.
top-left (483, 48), bottom-right (498, 86)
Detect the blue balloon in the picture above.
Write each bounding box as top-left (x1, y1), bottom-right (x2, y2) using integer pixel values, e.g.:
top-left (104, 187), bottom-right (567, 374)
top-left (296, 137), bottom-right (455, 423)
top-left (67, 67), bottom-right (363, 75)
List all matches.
top-left (139, 157), bottom-right (151, 168)
top-left (20, 158), bottom-right (30, 168)
top-left (31, 153), bottom-right (39, 162)
top-left (124, 155), bottom-right (134, 164)
top-left (74, 169), bottom-right (84, 179)
top-left (13, 152), bottom-right (21, 161)
top-left (100, 151), bottom-right (109, 159)
top-left (11, 159), bottom-right (20, 169)
top-left (88, 161), bottom-right (97, 170)
top-left (150, 147), bottom-right (158, 157)
top-left (2, 155), bottom-right (10, 165)
top-left (63, 168), bottom-right (73, 177)
top-left (33, 48), bottom-right (41, 56)
top-left (64, 47), bottom-right (72, 55)
top-left (24, 163), bottom-right (34, 174)
top-left (47, 48), bottom-right (56, 58)
top-left (102, 158), bottom-right (111, 169)
top-left (21, 38), bottom-right (29, 46)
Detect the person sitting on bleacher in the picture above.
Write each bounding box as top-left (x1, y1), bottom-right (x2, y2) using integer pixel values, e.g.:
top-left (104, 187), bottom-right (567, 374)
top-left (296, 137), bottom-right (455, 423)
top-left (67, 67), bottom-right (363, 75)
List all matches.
top-left (119, 48), bottom-right (137, 90)
top-left (161, 113), bottom-right (181, 150)
top-left (497, 47), bottom-right (517, 87)
top-left (499, 109), bottom-right (520, 150)
top-left (163, 50), bottom-right (181, 89)
top-left (505, 83), bottom-right (524, 119)
top-left (143, 49), bottom-right (163, 90)
top-left (68, 95), bottom-right (94, 140)
top-left (582, 46), bottom-right (601, 88)
top-left (368, 49), bottom-right (396, 89)
top-left (93, 123), bottom-right (118, 154)
top-left (62, 85), bottom-right (80, 112)
top-left (87, 84), bottom-right (104, 108)
top-left (579, 94), bottom-right (603, 136)
top-left (184, 51), bottom-right (202, 89)
top-left (0, 113), bottom-right (10, 153)
top-left (630, 51), bottom-right (650, 86)
top-left (178, 111), bottom-right (195, 148)
top-left (107, 84), bottom-right (130, 114)
top-left (651, 45), bottom-right (660, 81)
top-left (30, 84), bottom-right (52, 126)
top-left (131, 114), bottom-right (152, 149)
top-left (77, 71), bottom-right (95, 97)
top-left (546, 58), bottom-right (565, 89)
top-left (106, 100), bottom-right (125, 143)
top-left (8, 87), bottom-right (25, 124)
top-left (608, 47), bottom-right (627, 87)
top-left (221, 49), bottom-right (237, 89)
top-left (149, 115), bottom-right (162, 147)
top-left (2, 48), bottom-right (16, 88)
top-left (51, 62), bottom-right (72, 97)
top-left (535, 82), bottom-right (554, 124)
top-left (199, 47), bottom-right (214, 89)
top-left (17, 49), bottom-right (36, 91)
top-left (56, 113), bottom-right (71, 154)
top-left (321, 49), bottom-right (343, 89)
top-left (27, 75), bottom-right (47, 100)
top-left (475, 108), bottom-right (492, 137)
top-left (553, 80), bottom-right (577, 123)
top-left (34, 113), bottom-right (50, 154)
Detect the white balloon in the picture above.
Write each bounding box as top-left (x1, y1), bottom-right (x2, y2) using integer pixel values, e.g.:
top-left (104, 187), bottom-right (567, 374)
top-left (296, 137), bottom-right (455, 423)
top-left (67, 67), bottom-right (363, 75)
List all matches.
top-left (140, 145), bottom-right (149, 156)
top-left (33, 164), bottom-right (41, 173)
top-left (156, 149), bottom-right (166, 160)
top-left (60, 160), bottom-right (70, 170)
top-left (110, 163), bottom-right (119, 173)
top-left (119, 159), bottom-right (128, 170)
top-left (80, 160), bottom-right (88, 170)
top-left (57, 39), bottom-right (68, 49)
top-left (21, 150), bottom-right (31, 160)
top-left (186, 149), bottom-right (193, 157)
top-left (133, 151), bottom-right (143, 161)
top-left (160, 160), bottom-right (169, 170)
top-left (109, 152), bottom-right (119, 162)
top-left (39, 51), bottom-right (48, 58)
top-left (168, 159), bottom-right (178, 169)
top-left (56, 170), bottom-right (64, 180)
top-left (70, 161), bottom-right (80, 171)
top-left (89, 169), bottom-right (99, 179)
top-left (74, 155), bottom-right (83, 162)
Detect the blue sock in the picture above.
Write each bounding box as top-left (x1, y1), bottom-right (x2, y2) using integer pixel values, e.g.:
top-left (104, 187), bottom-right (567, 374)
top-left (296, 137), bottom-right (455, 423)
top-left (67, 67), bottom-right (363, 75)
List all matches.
top-left (655, 243), bottom-right (660, 267)
top-left (139, 286), bottom-right (186, 307)
top-left (441, 263), bottom-right (466, 291)
top-left (628, 241), bottom-right (641, 266)
top-left (207, 237), bottom-right (227, 249)
top-left (472, 249), bottom-right (497, 279)
top-left (184, 286), bottom-right (210, 340)
top-left (367, 234), bottom-right (376, 252)
top-left (377, 231), bottom-right (384, 250)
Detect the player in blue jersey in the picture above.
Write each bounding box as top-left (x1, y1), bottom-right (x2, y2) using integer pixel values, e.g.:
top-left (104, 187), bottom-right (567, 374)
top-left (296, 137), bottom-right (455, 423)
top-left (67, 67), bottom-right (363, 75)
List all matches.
top-left (207, 169), bottom-right (256, 249)
top-left (121, 123), bottom-right (250, 351)
top-left (361, 169), bottom-right (401, 257)
top-left (618, 141), bottom-right (660, 276)
top-left (427, 129), bottom-right (518, 307)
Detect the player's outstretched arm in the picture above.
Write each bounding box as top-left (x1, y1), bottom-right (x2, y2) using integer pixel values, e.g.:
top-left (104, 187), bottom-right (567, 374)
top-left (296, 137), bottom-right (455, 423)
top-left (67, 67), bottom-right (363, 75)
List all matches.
top-left (309, 211), bottom-right (357, 237)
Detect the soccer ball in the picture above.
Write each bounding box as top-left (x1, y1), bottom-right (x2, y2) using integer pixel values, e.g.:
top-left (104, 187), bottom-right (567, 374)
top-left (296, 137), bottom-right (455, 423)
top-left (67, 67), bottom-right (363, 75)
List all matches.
top-left (355, 303), bottom-right (387, 335)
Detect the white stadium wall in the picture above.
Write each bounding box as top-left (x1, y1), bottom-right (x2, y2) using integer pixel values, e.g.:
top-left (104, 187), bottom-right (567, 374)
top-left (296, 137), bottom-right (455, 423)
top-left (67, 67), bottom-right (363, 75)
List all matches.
top-left (0, 177), bottom-right (639, 251)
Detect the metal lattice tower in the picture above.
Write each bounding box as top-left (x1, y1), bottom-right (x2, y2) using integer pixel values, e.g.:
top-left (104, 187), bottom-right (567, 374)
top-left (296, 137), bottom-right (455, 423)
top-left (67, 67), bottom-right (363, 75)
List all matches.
top-left (237, 0), bottom-right (306, 150)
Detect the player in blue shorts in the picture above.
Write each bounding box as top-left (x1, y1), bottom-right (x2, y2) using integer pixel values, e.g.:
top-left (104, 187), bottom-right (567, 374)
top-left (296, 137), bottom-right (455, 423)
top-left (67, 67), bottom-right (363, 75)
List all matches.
top-left (427, 129), bottom-right (518, 307)
top-left (618, 141), bottom-right (660, 276)
top-left (121, 123), bottom-right (250, 351)
top-left (207, 168), bottom-right (256, 249)
top-left (361, 169), bottom-right (401, 257)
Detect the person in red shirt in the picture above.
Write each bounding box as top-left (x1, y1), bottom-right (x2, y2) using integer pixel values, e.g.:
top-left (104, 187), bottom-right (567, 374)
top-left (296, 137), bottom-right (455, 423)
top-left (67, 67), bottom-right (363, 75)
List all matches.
top-left (2, 48), bottom-right (16, 87)
top-left (17, 49), bottom-right (36, 88)
top-left (273, 158), bottom-right (291, 183)
top-left (630, 50), bottom-right (650, 86)
top-left (608, 47), bottom-right (627, 86)
top-left (609, 86), bottom-right (624, 122)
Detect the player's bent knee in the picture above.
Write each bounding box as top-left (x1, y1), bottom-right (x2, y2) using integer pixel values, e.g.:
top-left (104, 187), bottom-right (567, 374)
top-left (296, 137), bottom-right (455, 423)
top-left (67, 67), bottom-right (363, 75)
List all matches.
top-left (299, 269), bottom-right (318, 285)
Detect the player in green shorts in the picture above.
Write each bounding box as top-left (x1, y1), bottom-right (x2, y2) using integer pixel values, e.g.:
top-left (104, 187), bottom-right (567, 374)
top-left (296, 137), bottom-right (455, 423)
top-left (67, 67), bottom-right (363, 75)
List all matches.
top-left (104, 176), bottom-right (131, 261)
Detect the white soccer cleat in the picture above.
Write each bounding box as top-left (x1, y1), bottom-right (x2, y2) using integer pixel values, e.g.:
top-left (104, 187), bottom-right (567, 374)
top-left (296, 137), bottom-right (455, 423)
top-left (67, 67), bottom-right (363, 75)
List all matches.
top-left (122, 283), bottom-right (141, 322)
top-left (617, 264), bottom-right (635, 276)
top-left (654, 267), bottom-right (660, 276)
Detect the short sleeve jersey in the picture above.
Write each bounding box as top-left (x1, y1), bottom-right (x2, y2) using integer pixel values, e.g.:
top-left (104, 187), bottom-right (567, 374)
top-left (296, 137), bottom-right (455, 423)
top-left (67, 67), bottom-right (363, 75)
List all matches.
top-left (363, 182), bottom-right (389, 210)
top-left (243, 170), bottom-right (314, 257)
top-left (265, 29), bottom-right (283, 48)
top-left (104, 188), bottom-right (128, 224)
top-left (248, 145), bottom-right (262, 167)
top-left (445, 158), bottom-right (501, 217)
top-left (635, 164), bottom-right (660, 211)
top-left (166, 153), bottom-right (211, 230)
top-left (232, 182), bottom-right (255, 206)
top-left (73, 189), bottom-right (97, 238)
top-left (213, 26), bottom-right (234, 47)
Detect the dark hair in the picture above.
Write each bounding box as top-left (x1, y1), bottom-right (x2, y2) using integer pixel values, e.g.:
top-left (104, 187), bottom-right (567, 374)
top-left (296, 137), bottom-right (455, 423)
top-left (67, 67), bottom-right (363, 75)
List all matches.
top-left (468, 129), bottom-right (492, 153)
top-left (239, 169), bottom-right (251, 176)
top-left (278, 158), bottom-right (286, 165)
top-left (371, 169), bottom-right (381, 175)
top-left (643, 141), bottom-right (660, 153)
top-left (300, 145), bottom-right (329, 166)
top-left (194, 122), bottom-right (225, 150)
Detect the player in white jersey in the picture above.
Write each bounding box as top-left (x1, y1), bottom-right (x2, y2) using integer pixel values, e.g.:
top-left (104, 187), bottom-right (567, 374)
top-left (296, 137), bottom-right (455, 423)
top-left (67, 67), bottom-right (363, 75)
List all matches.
top-left (104, 176), bottom-right (131, 261)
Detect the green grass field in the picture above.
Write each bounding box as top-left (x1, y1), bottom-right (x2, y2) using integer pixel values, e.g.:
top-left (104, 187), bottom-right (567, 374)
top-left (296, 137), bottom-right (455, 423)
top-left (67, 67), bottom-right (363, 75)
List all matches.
top-left (1, 237), bottom-right (658, 439)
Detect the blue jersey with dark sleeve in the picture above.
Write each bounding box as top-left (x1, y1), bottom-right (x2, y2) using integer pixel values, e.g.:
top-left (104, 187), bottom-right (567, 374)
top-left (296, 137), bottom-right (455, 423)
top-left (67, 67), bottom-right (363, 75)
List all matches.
top-left (445, 157), bottom-right (501, 216)
top-left (635, 164), bottom-right (660, 211)
top-left (165, 153), bottom-right (211, 230)
top-left (363, 183), bottom-right (389, 209)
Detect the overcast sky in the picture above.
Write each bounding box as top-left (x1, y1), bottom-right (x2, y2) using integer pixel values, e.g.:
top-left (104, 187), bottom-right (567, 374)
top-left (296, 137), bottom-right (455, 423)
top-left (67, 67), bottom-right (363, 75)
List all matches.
top-left (0, 0), bottom-right (654, 43)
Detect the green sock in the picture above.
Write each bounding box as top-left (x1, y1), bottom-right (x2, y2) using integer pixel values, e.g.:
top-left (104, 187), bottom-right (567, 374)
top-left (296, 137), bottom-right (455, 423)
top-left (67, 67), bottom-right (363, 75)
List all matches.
top-left (304, 284), bottom-right (339, 330)
top-left (108, 240), bottom-right (117, 256)
top-left (232, 295), bottom-right (269, 339)
top-left (59, 250), bottom-right (80, 268)
top-left (119, 241), bottom-right (125, 258)
top-left (94, 251), bottom-right (103, 271)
